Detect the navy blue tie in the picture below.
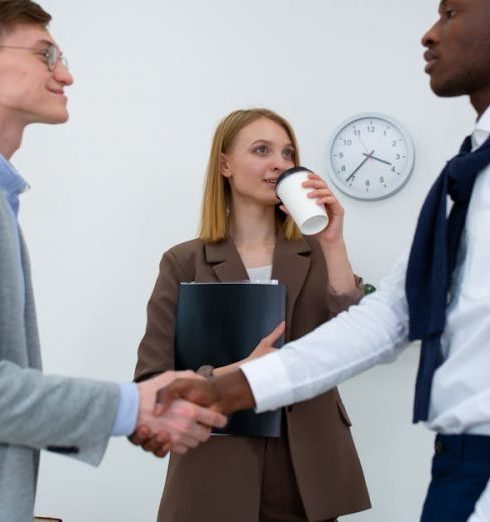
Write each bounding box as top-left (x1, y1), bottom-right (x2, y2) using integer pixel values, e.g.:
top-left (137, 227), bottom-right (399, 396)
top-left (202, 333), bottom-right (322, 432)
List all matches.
top-left (406, 132), bottom-right (490, 423)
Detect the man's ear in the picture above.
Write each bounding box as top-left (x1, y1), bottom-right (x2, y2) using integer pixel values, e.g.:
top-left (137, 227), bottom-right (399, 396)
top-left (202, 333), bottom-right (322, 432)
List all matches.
top-left (220, 153), bottom-right (232, 178)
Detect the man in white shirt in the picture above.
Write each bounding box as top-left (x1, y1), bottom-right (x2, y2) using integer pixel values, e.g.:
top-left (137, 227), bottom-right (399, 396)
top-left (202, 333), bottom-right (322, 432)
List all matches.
top-left (158, 1), bottom-right (490, 520)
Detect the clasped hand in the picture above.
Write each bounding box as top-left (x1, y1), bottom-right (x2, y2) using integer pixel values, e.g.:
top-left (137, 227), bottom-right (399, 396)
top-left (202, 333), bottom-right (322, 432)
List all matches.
top-left (129, 370), bottom-right (227, 458)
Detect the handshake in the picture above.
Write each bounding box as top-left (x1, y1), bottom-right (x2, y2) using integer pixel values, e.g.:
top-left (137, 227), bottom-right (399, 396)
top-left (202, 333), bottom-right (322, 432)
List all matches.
top-left (129, 323), bottom-right (284, 458)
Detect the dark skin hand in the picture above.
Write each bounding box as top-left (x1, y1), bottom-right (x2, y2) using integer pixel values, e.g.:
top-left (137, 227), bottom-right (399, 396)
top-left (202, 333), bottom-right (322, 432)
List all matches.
top-left (156, 370), bottom-right (255, 416)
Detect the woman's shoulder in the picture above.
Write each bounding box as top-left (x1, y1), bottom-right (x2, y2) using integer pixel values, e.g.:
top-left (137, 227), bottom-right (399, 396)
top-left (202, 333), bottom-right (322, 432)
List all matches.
top-left (164, 238), bottom-right (206, 261)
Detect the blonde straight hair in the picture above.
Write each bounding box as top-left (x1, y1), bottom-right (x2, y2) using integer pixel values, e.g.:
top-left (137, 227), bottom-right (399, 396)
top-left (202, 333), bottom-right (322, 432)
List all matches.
top-left (198, 108), bottom-right (302, 243)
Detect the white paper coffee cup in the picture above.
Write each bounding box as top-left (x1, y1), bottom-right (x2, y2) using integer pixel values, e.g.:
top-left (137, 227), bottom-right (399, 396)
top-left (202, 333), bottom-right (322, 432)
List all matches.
top-left (275, 167), bottom-right (328, 235)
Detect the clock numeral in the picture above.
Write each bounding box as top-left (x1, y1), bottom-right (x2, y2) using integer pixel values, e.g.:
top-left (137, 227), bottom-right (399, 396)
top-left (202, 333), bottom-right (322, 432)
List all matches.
top-left (365, 180), bottom-right (371, 187)
top-left (392, 140), bottom-right (397, 147)
top-left (338, 152), bottom-right (344, 158)
top-left (342, 139), bottom-right (352, 146)
top-left (367, 126), bottom-right (375, 133)
top-left (379, 177), bottom-right (385, 184)
top-left (395, 153), bottom-right (401, 160)
top-left (341, 165), bottom-right (346, 172)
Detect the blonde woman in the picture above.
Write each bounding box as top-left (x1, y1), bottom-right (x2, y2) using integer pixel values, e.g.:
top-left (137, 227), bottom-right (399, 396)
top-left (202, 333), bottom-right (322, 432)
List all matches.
top-left (135, 108), bottom-right (370, 522)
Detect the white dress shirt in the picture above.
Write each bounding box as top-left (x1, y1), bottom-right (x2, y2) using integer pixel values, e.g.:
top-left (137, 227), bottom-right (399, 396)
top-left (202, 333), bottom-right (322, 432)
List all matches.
top-left (241, 107), bottom-right (490, 521)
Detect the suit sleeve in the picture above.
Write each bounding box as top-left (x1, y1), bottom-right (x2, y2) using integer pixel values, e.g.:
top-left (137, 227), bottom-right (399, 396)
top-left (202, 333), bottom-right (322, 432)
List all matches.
top-left (0, 360), bottom-right (119, 466)
top-left (325, 274), bottom-right (365, 318)
top-left (134, 250), bottom-right (185, 381)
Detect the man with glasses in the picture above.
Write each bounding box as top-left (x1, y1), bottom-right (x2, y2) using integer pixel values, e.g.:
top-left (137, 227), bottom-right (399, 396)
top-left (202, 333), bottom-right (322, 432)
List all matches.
top-left (0, 2), bottom-right (226, 521)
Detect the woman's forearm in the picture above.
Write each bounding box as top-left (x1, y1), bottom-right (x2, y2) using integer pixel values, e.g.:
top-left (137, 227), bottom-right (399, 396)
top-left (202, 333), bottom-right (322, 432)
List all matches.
top-left (319, 238), bottom-right (356, 294)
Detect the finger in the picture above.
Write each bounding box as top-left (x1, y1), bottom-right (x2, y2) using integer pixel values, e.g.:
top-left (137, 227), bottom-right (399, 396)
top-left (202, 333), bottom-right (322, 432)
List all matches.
top-left (141, 432), bottom-right (170, 453)
top-left (182, 422), bottom-right (213, 443)
top-left (307, 172), bottom-right (321, 180)
top-left (154, 447), bottom-right (169, 458)
top-left (316, 197), bottom-right (344, 209)
top-left (261, 321), bottom-right (285, 346)
top-left (128, 425), bottom-right (151, 446)
top-left (171, 444), bottom-right (189, 455)
top-left (152, 431), bottom-right (171, 458)
top-left (154, 385), bottom-right (184, 415)
top-left (193, 405), bottom-right (227, 429)
top-left (306, 190), bottom-right (333, 200)
top-left (168, 431), bottom-right (201, 449)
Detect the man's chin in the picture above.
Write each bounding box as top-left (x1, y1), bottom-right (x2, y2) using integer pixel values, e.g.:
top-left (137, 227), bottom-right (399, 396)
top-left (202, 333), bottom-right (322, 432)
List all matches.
top-left (430, 76), bottom-right (468, 98)
top-left (35, 111), bottom-right (69, 125)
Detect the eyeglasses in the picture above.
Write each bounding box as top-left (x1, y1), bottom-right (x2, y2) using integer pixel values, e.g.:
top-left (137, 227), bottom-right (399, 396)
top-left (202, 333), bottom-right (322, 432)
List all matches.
top-left (0, 43), bottom-right (68, 72)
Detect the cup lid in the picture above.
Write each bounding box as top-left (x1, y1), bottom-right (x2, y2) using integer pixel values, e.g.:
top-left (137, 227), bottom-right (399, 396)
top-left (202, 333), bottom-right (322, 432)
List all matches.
top-left (275, 166), bottom-right (312, 198)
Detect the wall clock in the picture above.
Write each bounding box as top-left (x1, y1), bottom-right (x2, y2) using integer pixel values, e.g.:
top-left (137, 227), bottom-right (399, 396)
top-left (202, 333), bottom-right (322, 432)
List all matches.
top-left (327, 113), bottom-right (415, 200)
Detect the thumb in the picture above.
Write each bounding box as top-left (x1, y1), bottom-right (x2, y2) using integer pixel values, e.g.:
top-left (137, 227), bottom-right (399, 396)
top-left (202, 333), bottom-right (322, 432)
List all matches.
top-left (154, 384), bottom-right (182, 416)
top-left (262, 321), bottom-right (285, 347)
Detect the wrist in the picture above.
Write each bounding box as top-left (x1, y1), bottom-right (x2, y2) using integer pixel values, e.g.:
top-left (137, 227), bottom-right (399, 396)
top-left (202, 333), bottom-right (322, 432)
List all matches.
top-left (318, 236), bottom-right (346, 249)
top-left (214, 370), bottom-right (255, 414)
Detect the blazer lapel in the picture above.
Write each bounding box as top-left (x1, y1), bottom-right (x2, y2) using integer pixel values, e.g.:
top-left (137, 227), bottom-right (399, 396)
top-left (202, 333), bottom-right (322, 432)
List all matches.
top-left (205, 235), bottom-right (312, 339)
top-left (271, 235), bottom-right (311, 339)
top-left (204, 238), bottom-right (249, 282)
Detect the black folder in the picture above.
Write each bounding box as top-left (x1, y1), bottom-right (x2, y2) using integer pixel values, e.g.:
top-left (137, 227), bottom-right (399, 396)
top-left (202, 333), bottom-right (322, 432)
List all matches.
top-left (175, 282), bottom-right (286, 437)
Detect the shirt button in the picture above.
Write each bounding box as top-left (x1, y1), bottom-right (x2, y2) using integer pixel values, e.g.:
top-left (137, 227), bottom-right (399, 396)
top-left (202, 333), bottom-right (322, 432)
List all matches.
top-left (435, 440), bottom-right (444, 454)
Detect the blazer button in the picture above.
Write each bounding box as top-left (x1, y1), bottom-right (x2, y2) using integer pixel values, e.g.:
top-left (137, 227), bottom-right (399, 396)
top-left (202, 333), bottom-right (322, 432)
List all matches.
top-left (287, 406), bottom-right (293, 412)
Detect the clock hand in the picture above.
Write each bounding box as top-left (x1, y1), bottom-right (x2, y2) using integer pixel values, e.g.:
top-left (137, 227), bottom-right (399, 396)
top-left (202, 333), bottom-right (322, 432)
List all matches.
top-left (346, 150), bottom-right (374, 182)
top-left (357, 134), bottom-right (369, 154)
top-left (362, 152), bottom-right (392, 166)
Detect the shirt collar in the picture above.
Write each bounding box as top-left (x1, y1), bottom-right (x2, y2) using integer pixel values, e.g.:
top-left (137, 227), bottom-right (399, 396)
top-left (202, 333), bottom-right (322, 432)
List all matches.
top-left (0, 154), bottom-right (30, 197)
top-left (472, 106), bottom-right (490, 149)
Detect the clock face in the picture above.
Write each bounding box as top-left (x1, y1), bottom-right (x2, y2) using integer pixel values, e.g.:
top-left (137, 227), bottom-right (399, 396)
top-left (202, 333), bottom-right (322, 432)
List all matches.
top-left (328, 113), bottom-right (415, 200)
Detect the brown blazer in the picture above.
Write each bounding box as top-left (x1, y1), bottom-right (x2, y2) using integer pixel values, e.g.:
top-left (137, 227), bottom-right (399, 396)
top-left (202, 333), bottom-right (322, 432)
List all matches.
top-left (135, 235), bottom-right (371, 522)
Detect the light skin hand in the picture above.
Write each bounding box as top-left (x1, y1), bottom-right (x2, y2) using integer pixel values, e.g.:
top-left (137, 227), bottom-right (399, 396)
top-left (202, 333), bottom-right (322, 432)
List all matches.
top-left (279, 172), bottom-right (345, 245)
top-left (280, 172), bottom-right (356, 293)
top-left (129, 370), bottom-right (227, 457)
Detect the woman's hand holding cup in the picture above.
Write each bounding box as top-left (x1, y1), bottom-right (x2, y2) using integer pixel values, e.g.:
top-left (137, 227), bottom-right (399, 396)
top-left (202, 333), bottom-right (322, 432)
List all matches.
top-left (302, 172), bottom-right (345, 245)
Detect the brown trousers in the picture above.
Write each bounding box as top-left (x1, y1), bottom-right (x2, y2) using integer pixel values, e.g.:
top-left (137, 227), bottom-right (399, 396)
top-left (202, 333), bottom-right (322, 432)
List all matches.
top-left (259, 436), bottom-right (336, 522)
top-left (158, 435), bottom-right (337, 522)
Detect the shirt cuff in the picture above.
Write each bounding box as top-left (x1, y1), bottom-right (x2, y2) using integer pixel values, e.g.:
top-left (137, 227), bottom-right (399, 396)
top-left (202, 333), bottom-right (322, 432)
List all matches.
top-left (240, 353), bottom-right (295, 413)
top-left (111, 383), bottom-right (139, 436)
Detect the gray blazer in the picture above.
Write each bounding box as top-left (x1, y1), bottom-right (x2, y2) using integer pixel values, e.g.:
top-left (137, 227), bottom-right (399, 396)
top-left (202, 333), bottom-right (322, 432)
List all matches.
top-left (0, 194), bottom-right (120, 522)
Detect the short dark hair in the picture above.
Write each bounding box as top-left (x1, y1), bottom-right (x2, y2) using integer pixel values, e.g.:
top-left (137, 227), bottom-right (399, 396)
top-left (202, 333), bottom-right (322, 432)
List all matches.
top-left (0, 0), bottom-right (51, 39)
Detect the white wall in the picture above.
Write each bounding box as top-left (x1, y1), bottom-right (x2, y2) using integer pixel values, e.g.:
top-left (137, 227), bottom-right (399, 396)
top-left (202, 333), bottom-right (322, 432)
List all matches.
top-left (15, 1), bottom-right (476, 520)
